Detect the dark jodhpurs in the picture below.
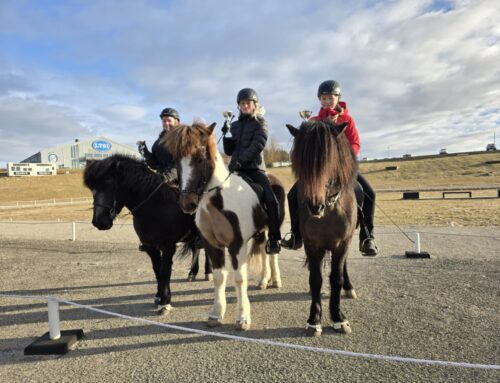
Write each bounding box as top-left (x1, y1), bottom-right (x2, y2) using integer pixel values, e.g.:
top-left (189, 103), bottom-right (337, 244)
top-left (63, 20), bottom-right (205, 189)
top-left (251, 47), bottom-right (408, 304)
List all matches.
top-left (238, 169), bottom-right (282, 241)
top-left (287, 173), bottom-right (376, 242)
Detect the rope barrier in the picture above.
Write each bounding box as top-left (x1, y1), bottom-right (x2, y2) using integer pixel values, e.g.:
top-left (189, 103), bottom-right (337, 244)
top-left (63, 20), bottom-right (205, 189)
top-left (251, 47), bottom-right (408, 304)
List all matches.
top-left (1, 293), bottom-right (498, 370)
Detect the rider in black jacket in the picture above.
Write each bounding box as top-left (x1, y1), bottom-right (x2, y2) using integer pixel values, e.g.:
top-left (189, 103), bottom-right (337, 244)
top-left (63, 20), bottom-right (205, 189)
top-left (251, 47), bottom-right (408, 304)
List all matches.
top-left (137, 107), bottom-right (180, 183)
top-left (222, 88), bottom-right (281, 255)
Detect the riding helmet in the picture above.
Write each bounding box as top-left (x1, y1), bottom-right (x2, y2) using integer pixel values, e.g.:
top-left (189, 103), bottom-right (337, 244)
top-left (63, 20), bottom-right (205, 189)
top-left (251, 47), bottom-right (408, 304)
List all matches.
top-left (317, 80), bottom-right (341, 98)
top-left (237, 88), bottom-right (259, 104)
top-left (159, 107), bottom-right (180, 121)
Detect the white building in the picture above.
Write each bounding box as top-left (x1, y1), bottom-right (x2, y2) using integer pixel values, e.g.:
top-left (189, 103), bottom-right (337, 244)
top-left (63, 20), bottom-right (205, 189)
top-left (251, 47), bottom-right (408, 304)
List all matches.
top-left (21, 136), bottom-right (141, 169)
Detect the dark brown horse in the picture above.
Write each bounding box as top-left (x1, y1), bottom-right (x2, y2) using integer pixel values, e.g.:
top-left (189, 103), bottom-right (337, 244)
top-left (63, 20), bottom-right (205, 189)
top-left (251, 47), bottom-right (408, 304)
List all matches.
top-left (287, 119), bottom-right (358, 336)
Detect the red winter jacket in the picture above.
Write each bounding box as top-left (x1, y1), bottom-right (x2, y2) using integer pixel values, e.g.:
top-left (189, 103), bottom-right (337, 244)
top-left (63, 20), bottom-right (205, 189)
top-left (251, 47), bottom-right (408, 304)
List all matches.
top-left (310, 101), bottom-right (360, 155)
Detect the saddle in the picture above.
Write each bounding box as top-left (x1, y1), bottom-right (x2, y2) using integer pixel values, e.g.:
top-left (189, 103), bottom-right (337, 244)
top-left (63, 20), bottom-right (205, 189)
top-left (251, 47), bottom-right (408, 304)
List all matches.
top-left (234, 171), bottom-right (266, 207)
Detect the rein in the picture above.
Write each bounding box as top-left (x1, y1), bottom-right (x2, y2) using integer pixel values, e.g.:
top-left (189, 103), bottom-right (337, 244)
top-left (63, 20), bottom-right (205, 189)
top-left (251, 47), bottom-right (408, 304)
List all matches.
top-left (128, 174), bottom-right (168, 215)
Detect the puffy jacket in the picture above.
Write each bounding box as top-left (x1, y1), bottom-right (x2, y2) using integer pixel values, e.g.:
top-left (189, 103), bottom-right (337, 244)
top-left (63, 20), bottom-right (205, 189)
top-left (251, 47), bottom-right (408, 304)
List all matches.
top-left (223, 114), bottom-right (267, 171)
top-left (143, 131), bottom-right (176, 173)
top-left (311, 101), bottom-right (360, 155)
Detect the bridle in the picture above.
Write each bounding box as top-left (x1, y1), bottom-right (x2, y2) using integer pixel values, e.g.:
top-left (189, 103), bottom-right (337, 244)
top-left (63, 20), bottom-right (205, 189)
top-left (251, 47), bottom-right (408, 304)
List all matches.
top-left (179, 156), bottom-right (231, 200)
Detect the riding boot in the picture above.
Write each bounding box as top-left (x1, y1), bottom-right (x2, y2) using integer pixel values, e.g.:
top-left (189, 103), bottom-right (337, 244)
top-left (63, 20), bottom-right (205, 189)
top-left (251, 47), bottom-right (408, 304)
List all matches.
top-left (359, 223), bottom-right (378, 256)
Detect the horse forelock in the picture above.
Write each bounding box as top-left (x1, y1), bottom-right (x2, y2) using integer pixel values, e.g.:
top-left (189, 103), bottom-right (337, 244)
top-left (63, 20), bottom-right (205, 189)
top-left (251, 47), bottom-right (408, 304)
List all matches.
top-left (166, 122), bottom-right (217, 169)
top-left (291, 120), bottom-right (357, 204)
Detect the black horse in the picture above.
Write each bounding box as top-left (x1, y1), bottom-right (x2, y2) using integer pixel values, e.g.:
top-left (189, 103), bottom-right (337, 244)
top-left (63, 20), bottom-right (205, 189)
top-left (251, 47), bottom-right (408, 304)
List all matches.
top-left (83, 154), bottom-right (212, 314)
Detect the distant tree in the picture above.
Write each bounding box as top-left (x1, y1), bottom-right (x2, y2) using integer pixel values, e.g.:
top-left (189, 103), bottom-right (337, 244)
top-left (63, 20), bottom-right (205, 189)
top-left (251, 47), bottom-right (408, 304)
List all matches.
top-left (264, 138), bottom-right (289, 166)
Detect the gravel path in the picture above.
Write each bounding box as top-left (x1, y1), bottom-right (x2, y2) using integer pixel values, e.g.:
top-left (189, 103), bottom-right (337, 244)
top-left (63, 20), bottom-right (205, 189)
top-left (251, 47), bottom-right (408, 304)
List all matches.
top-left (0, 225), bottom-right (499, 382)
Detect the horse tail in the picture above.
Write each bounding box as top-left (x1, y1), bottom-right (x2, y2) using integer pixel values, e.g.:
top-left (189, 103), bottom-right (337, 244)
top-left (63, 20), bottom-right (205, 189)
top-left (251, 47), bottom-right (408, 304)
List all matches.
top-left (176, 233), bottom-right (198, 259)
top-left (247, 231), bottom-right (266, 274)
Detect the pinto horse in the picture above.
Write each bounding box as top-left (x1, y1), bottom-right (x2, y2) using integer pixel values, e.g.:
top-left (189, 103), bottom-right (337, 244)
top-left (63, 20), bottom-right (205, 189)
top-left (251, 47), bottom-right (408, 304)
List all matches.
top-left (83, 154), bottom-right (211, 314)
top-left (165, 122), bottom-right (284, 330)
top-left (286, 120), bottom-right (358, 336)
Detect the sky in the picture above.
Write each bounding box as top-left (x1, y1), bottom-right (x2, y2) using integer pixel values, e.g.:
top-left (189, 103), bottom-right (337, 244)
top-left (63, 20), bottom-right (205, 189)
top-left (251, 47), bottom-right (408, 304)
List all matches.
top-left (1, 0), bottom-right (499, 164)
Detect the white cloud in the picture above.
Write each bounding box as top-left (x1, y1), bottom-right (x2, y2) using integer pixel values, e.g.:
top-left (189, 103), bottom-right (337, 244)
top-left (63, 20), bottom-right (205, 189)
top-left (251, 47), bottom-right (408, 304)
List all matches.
top-left (0, 0), bottom-right (499, 164)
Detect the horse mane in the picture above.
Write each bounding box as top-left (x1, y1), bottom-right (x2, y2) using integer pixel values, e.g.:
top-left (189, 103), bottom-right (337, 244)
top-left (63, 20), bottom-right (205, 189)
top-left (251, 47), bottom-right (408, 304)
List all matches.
top-left (164, 121), bottom-right (217, 167)
top-left (291, 120), bottom-right (358, 204)
top-left (83, 154), bottom-right (173, 198)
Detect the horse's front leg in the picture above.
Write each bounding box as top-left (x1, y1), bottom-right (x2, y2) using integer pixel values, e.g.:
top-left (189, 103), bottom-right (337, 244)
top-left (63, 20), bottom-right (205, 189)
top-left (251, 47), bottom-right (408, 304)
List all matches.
top-left (233, 244), bottom-right (251, 330)
top-left (204, 244), bottom-right (227, 327)
top-left (142, 245), bottom-right (162, 305)
top-left (330, 244), bottom-right (352, 334)
top-left (157, 243), bottom-right (176, 315)
top-left (306, 246), bottom-right (325, 336)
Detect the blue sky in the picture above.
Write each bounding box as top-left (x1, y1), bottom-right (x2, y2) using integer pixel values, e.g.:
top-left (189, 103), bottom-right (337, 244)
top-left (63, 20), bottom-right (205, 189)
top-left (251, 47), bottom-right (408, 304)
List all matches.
top-left (1, 0), bottom-right (499, 164)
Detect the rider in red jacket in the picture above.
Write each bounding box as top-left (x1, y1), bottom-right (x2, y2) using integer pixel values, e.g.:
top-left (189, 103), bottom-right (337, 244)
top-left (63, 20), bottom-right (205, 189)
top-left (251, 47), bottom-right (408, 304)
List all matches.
top-left (282, 80), bottom-right (378, 256)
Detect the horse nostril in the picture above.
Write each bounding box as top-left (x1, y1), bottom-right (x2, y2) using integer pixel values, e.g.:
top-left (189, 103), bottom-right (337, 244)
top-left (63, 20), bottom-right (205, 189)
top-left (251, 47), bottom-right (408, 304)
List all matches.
top-left (189, 202), bottom-right (197, 211)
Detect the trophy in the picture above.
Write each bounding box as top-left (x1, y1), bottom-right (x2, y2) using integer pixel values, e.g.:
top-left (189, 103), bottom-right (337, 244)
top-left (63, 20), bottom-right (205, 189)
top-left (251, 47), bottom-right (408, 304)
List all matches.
top-left (221, 111), bottom-right (234, 135)
top-left (299, 110), bottom-right (312, 121)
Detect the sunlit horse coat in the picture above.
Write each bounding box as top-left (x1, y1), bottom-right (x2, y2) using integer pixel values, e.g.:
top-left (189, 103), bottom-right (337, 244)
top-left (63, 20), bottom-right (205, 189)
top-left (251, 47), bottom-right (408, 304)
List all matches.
top-left (165, 122), bottom-right (285, 330)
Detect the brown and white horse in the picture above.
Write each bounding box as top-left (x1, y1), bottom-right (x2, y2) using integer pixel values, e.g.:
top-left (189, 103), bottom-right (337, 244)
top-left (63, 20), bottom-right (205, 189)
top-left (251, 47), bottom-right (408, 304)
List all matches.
top-left (287, 119), bottom-right (358, 336)
top-left (165, 122), bottom-right (284, 330)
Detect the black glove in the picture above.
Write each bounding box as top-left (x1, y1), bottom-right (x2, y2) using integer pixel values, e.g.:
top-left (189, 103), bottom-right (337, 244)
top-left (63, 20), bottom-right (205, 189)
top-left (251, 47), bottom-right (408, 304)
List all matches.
top-left (221, 121), bottom-right (230, 135)
top-left (164, 167), bottom-right (178, 183)
top-left (228, 161), bottom-right (242, 173)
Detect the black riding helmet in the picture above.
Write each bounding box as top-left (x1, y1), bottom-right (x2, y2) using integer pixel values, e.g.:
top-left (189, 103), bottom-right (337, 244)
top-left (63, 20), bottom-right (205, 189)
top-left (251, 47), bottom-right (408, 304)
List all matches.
top-left (237, 88), bottom-right (259, 104)
top-left (317, 80), bottom-right (341, 98)
top-left (159, 107), bottom-right (180, 121)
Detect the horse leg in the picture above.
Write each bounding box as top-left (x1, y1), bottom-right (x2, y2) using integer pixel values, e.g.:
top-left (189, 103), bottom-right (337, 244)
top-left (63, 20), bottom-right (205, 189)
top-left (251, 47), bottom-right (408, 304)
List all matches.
top-left (187, 247), bottom-right (200, 281)
top-left (143, 245), bottom-right (162, 305)
top-left (205, 245), bottom-right (227, 327)
top-left (257, 251), bottom-right (271, 290)
top-left (343, 261), bottom-right (357, 299)
top-left (156, 243), bottom-right (176, 315)
top-left (233, 257), bottom-right (251, 331)
top-left (269, 253), bottom-right (282, 289)
top-left (204, 253), bottom-right (213, 281)
top-left (306, 248), bottom-right (325, 336)
top-left (330, 246), bottom-right (352, 334)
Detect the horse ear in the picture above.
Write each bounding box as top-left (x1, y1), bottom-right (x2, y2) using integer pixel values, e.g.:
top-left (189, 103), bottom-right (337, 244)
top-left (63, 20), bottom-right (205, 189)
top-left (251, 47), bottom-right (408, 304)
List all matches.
top-left (286, 124), bottom-right (299, 137)
top-left (330, 122), bottom-right (349, 136)
top-left (207, 122), bottom-right (216, 135)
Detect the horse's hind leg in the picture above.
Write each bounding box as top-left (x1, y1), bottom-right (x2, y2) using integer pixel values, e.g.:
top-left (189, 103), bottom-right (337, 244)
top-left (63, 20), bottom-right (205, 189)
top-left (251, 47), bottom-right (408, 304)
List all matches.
top-left (306, 248), bottom-right (325, 336)
top-left (257, 251), bottom-right (271, 290)
top-left (204, 254), bottom-right (213, 281)
top-left (343, 261), bottom-right (357, 299)
top-left (330, 246), bottom-right (352, 334)
top-left (269, 253), bottom-right (282, 288)
top-left (187, 248), bottom-right (200, 281)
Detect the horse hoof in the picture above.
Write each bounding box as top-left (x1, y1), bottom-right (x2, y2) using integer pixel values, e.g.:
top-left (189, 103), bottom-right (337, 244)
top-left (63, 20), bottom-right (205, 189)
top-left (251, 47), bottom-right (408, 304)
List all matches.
top-left (205, 273), bottom-right (213, 282)
top-left (345, 289), bottom-right (357, 299)
top-left (332, 321), bottom-right (352, 334)
top-left (207, 317), bottom-right (222, 327)
top-left (235, 320), bottom-right (251, 331)
top-left (258, 283), bottom-right (268, 290)
top-left (156, 304), bottom-right (172, 316)
top-left (305, 323), bottom-right (322, 337)
top-left (271, 281), bottom-right (282, 289)
top-left (187, 273), bottom-right (196, 282)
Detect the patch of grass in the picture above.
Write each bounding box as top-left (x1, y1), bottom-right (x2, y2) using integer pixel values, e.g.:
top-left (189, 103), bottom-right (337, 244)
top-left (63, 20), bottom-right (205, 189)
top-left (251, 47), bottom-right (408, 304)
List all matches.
top-left (0, 152), bottom-right (499, 225)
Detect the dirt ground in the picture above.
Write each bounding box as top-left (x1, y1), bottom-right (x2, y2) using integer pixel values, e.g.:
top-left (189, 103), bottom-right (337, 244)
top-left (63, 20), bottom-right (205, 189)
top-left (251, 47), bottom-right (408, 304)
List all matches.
top-left (1, 225), bottom-right (499, 382)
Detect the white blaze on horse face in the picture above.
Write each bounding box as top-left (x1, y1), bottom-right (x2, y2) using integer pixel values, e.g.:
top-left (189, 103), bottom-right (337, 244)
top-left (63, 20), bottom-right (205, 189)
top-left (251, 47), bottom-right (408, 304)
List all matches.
top-left (180, 156), bottom-right (194, 191)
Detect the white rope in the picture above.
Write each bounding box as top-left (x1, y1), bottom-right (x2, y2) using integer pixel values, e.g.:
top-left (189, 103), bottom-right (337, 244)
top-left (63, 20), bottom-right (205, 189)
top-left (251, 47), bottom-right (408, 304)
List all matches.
top-left (1, 293), bottom-right (498, 370)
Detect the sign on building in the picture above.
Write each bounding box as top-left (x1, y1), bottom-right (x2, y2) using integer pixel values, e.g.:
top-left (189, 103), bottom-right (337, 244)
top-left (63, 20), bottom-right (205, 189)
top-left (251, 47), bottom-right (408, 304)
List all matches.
top-left (7, 163), bottom-right (57, 177)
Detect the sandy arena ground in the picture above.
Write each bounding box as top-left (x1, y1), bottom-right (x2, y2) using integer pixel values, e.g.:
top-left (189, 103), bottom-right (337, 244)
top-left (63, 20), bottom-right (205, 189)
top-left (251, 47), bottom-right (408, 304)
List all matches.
top-left (0, 224), bottom-right (499, 382)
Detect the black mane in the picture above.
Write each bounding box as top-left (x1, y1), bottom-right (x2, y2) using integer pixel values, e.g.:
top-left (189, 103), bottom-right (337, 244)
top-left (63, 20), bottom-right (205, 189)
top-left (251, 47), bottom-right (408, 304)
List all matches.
top-left (83, 154), bottom-right (174, 199)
